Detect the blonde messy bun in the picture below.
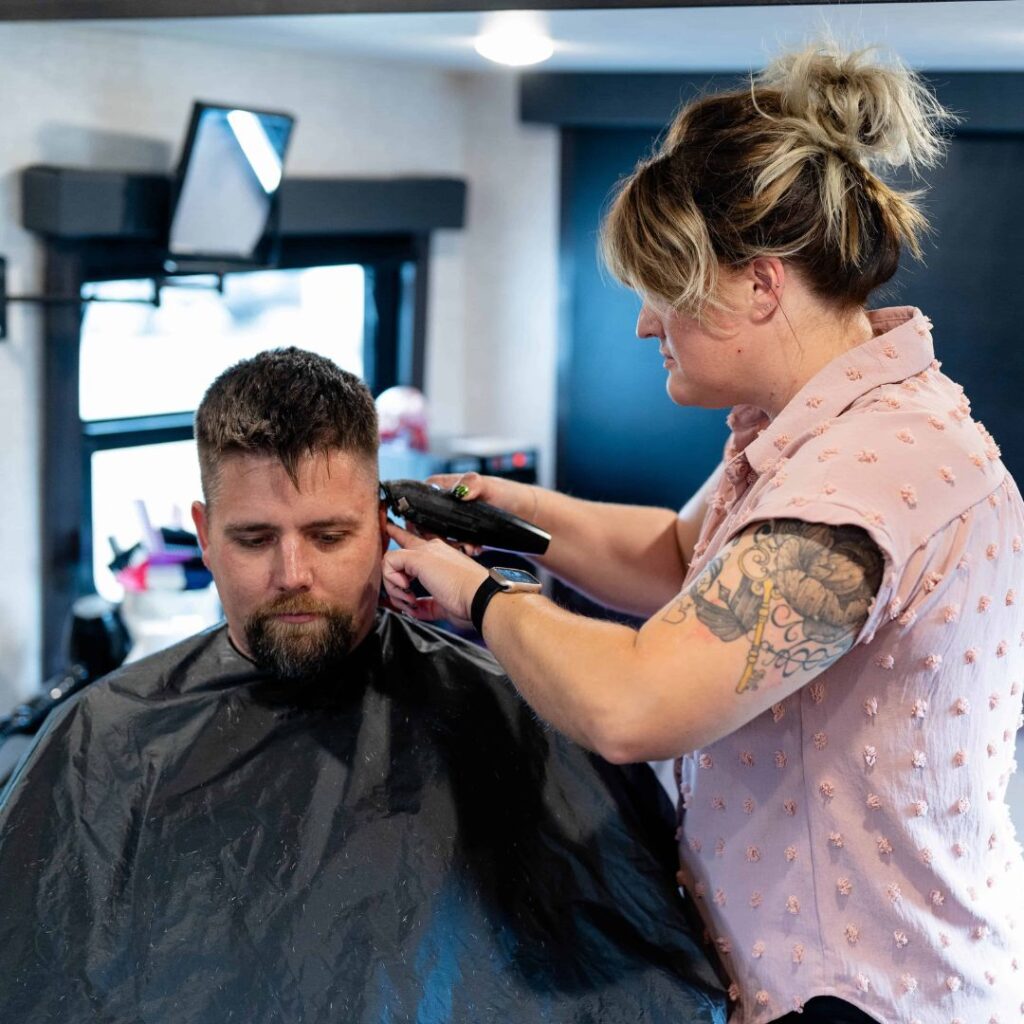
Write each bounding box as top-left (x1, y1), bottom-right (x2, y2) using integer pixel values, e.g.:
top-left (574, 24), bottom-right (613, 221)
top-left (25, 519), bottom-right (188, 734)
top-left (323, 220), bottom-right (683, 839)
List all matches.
top-left (602, 41), bottom-right (956, 316)
top-left (757, 44), bottom-right (949, 174)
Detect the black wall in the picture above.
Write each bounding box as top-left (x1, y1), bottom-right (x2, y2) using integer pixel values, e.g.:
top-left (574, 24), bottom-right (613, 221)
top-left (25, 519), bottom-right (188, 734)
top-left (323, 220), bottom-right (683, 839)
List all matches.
top-left (557, 127), bottom-right (728, 510)
top-left (886, 133), bottom-right (1024, 485)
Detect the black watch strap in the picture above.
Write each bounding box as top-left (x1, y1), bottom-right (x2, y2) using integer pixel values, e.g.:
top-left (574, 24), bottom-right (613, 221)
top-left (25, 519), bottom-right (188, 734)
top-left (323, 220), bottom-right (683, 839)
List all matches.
top-left (471, 576), bottom-right (505, 635)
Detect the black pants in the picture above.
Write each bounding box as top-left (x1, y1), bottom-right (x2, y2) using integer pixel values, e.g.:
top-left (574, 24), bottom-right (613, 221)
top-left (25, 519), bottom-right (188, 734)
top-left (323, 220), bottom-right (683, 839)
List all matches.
top-left (773, 996), bottom-right (878, 1023)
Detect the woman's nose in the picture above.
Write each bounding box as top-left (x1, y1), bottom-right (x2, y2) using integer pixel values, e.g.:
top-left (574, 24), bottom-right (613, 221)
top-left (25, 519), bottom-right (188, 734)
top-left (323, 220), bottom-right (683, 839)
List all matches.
top-left (636, 304), bottom-right (662, 340)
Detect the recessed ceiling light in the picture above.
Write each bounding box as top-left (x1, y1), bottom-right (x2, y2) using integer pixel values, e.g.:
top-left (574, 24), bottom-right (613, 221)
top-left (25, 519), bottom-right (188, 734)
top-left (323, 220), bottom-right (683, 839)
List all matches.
top-left (474, 11), bottom-right (555, 68)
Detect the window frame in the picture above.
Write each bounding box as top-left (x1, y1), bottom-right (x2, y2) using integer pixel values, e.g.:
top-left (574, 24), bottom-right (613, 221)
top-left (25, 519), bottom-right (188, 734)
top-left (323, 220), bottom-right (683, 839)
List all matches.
top-left (41, 232), bottom-right (429, 677)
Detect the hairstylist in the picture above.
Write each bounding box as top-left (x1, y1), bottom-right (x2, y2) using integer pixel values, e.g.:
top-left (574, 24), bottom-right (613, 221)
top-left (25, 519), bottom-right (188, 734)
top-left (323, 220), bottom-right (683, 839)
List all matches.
top-left (384, 44), bottom-right (1024, 1024)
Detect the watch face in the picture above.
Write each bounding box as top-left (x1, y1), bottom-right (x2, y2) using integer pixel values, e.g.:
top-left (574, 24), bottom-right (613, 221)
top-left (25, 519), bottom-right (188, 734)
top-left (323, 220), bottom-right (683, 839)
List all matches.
top-left (493, 567), bottom-right (540, 585)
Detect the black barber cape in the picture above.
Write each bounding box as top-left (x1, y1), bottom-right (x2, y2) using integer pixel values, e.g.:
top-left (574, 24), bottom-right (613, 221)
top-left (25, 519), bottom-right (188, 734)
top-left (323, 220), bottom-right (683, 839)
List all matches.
top-left (0, 611), bottom-right (725, 1023)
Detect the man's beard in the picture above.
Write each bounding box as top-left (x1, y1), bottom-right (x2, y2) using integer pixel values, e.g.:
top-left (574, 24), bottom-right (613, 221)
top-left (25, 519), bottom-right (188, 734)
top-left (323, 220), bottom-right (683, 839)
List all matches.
top-left (243, 596), bottom-right (358, 680)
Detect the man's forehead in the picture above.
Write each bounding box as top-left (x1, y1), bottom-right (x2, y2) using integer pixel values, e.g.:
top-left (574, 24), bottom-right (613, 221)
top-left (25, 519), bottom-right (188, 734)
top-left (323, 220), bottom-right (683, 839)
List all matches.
top-left (226, 449), bottom-right (375, 482)
top-left (212, 450), bottom-right (379, 511)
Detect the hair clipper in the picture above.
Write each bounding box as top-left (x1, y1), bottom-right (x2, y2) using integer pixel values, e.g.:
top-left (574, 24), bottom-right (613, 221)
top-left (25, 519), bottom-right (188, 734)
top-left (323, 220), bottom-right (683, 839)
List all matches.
top-left (381, 479), bottom-right (550, 556)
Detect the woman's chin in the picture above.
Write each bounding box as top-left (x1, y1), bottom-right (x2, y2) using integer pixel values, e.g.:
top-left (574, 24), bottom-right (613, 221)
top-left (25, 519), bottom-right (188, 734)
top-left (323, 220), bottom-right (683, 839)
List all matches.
top-left (666, 374), bottom-right (691, 406)
top-left (667, 375), bottom-right (731, 410)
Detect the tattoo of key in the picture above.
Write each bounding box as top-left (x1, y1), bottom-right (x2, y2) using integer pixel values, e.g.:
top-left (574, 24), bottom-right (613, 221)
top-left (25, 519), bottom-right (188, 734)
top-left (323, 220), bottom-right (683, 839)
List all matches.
top-left (735, 533), bottom-right (774, 693)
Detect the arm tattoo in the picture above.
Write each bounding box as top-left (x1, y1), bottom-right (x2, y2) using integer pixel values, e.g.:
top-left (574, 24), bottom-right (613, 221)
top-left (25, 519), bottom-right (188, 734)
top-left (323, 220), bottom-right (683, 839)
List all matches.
top-left (661, 520), bottom-right (884, 694)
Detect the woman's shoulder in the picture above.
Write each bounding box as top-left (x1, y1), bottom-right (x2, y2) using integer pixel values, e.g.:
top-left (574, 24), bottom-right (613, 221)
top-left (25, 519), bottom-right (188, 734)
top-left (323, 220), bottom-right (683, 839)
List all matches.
top-left (746, 373), bottom-right (1008, 567)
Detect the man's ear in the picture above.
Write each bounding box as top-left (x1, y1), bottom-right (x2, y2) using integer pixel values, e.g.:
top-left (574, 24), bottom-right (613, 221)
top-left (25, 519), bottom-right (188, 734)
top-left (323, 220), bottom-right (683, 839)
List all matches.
top-left (191, 500), bottom-right (212, 569)
top-left (378, 499), bottom-right (390, 556)
top-left (749, 256), bottom-right (786, 322)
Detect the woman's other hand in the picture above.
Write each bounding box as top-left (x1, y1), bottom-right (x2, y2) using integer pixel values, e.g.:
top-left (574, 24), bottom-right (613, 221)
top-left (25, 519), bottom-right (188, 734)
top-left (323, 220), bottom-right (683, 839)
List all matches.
top-left (383, 522), bottom-right (489, 629)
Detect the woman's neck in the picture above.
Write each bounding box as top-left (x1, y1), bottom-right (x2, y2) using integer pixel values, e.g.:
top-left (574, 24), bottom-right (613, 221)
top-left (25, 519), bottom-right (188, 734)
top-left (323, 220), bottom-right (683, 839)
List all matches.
top-left (757, 305), bottom-right (875, 419)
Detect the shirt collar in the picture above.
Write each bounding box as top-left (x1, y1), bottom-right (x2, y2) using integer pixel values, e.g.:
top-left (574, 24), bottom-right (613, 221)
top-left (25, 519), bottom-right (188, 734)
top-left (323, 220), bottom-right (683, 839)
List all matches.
top-left (740, 306), bottom-right (935, 474)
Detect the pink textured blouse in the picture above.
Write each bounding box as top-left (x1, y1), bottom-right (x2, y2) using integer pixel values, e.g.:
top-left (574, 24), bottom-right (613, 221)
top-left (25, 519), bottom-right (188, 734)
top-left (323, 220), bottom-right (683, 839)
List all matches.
top-left (676, 307), bottom-right (1024, 1023)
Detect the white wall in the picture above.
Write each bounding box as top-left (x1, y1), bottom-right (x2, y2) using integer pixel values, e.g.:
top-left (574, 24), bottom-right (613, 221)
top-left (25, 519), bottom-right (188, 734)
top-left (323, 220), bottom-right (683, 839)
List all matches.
top-left (0, 24), bottom-right (560, 707)
top-left (454, 71), bottom-right (560, 482)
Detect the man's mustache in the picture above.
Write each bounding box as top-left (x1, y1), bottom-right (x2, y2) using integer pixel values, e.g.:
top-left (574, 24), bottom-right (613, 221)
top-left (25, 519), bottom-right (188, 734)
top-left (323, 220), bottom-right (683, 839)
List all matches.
top-left (253, 596), bottom-right (336, 618)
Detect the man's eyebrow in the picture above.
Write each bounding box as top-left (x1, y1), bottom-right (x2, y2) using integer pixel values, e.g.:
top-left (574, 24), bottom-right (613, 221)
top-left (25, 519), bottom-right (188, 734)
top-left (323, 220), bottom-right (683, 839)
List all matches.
top-left (224, 517), bottom-right (362, 533)
top-left (303, 517), bottom-right (362, 529)
top-left (224, 522), bottom-right (278, 534)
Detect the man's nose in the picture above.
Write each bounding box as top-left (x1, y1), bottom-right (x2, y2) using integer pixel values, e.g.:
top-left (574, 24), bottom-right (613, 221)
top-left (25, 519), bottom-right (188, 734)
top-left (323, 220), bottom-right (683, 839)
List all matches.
top-left (275, 538), bottom-right (314, 591)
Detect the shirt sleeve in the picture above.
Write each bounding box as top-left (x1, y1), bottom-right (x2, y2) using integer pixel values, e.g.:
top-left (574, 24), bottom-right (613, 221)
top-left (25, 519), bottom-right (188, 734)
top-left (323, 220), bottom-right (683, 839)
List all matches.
top-left (723, 491), bottom-right (898, 646)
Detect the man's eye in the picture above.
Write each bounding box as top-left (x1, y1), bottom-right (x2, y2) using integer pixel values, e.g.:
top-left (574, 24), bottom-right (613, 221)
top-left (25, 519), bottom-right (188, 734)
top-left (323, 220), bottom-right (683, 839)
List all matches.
top-left (317, 533), bottom-right (347, 546)
top-left (236, 536), bottom-right (272, 549)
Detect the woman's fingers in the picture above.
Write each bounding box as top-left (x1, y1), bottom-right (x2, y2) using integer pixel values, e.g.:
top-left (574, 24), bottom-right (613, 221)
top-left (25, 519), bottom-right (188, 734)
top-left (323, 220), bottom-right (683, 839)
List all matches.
top-left (382, 572), bottom-right (418, 611)
top-left (426, 472), bottom-right (483, 500)
top-left (382, 558), bottom-right (414, 592)
top-left (386, 521), bottom-right (429, 549)
top-left (388, 518), bottom-right (480, 557)
top-left (381, 560), bottom-right (419, 615)
top-left (381, 563), bottom-right (435, 618)
top-left (424, 472), bottom-right (534, 526)
top-left (409, 595), bottom-right (444, 620)
top-left (382, 532), bottom-right (489, 623)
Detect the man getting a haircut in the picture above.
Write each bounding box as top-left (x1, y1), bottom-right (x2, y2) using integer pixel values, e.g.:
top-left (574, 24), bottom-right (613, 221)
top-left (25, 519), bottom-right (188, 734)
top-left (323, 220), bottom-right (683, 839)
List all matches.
top-left (0, 349), bottom-right (723, 1023)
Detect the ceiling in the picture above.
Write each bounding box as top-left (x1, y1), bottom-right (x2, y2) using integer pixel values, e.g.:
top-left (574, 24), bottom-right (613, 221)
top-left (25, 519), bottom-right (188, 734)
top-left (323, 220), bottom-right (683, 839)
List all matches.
top-left (94, 2), bottom-right (1024, 72)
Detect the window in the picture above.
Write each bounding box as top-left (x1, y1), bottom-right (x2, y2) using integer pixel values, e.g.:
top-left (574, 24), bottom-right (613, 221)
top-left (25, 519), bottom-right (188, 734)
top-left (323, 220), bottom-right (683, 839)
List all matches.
top-left (80, 266), bottom-right (365, 421)
top-left (80, 265), bottom-right (366, 602)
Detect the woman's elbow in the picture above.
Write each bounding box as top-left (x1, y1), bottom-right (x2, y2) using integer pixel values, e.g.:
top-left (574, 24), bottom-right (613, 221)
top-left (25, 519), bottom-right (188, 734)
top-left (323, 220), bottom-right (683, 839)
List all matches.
top-left (589, 714), bottom-right (700, 765)
top-left (588, 690), bottom-right (732, 763)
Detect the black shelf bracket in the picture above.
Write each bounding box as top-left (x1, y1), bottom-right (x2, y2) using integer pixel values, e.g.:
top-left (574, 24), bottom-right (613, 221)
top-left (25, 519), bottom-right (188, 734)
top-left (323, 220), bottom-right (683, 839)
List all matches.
top-left (0, 261), bottom-right (238, 340)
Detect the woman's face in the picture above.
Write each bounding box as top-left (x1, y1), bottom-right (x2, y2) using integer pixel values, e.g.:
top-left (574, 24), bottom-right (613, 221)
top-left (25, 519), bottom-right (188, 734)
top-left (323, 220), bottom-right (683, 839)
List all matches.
top-left (635, 296), bottom-right (752, 410)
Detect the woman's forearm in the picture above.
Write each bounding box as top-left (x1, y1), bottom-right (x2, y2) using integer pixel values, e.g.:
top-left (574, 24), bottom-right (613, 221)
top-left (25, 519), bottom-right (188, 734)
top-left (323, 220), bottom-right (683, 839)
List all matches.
top-left (525, 465), bottom-right (722, 616)
top-left (531, 489), bottom-right (687, 616)
top-left (439, 467), bottom-right (718, 617)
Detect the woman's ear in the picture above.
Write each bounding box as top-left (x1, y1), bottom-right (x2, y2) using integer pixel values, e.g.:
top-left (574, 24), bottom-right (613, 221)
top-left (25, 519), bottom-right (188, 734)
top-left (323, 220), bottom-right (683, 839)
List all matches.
top-left (749, 257), bottom-right (786, 321)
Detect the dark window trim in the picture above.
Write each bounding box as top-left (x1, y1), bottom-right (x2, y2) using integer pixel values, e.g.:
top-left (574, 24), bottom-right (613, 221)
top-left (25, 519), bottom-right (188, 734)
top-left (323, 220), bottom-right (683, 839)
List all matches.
top-left (78, 415), bottom-right (197, 614)
top-left (41, 231), bottom-right (431, 679)
top-left (22, 168), bottom-right (467, 242)
top-left (520, 71), bottom-right (1024, 135)
top-left (82, 413), bottom-right (197, 447)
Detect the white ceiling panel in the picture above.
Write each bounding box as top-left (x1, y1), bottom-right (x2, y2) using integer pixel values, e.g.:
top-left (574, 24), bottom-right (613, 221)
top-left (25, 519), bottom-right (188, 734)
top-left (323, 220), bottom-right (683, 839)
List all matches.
top-left (92, 3), bottom-right (1024, 72)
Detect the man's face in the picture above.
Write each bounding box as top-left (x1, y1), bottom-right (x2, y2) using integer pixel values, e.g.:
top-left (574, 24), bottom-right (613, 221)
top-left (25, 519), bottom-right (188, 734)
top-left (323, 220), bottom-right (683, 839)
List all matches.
top-left (191, 449), bottom-right (387, 679)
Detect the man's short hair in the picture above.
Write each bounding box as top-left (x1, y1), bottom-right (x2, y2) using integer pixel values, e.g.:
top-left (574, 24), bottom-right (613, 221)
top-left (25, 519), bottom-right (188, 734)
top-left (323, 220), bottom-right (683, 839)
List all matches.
top-left (195, 348), bottom-right (378, 504)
